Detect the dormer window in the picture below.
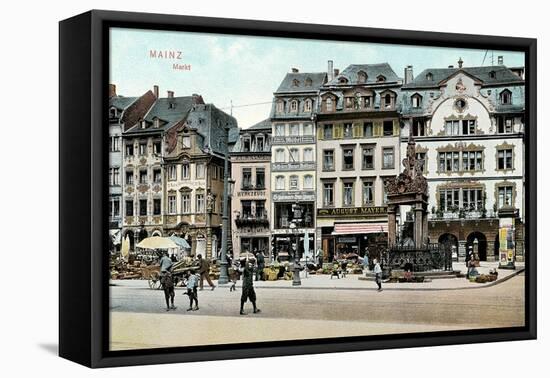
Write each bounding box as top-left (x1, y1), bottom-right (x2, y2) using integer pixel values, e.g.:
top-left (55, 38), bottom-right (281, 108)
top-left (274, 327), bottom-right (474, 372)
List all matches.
top-left (168, 102), bottom-right (175, 109)
top-left (357, 71), bottom-right (367, 83)
top-left (426, 72), bottom-right (433, 81)
top-left (109, 107), bottom-right (117, 118)
top-left (276, 100), bottom-right (284, 113)
top-left (290, 100), bottom-right (298, 112)
top-left (305, 77), bottom-right (312, 87)
top-left (338, 77), bottom-right (348, 84)
top-left (489, 71), bottom-right (496, 79)
top-left (411, 93), bottom-right (422, 108)
top-left (304, 98), bottom-right (312, 112)
top-left (382, 92), bottom-right (395, 109)
top-left (292, 79), bottom-right (299, 87)
top-left (325, 97), bottom-right (334, 112)
top-left (141, 120), bottom-right (147, 129)
top-left (256, 136), bottom-right (264, 151)
top-left (500, 89), bottom-right (512, 105)
top-left (243, 136), bottom-right (251, 152)
top-left (153, 118), bottom-right (160, 128)
top-left (377, 75), bottom-right (386, 83)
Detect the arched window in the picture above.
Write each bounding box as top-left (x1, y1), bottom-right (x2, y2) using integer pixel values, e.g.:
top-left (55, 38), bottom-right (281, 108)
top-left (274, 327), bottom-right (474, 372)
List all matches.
top-left (489, 70), bottom-right (496, 79)
top-left (338, 77), bottom-right (348, 84)
top-left (292, 79), bottom-right (299, 87)
top-left (290, 100), bottom-right (299, 112)
top-left (384, 93), bottom-right (393, 109)
top-left (411, 93), bottom-right (422, 108)
top-left (426, 72), bottom-right (433, 81)
top-left (304, 98), bottom-right (312, 112)
top-left (325, 97), bottom-right (334, 112)
top-left (500, 89), bottom-right (512, 105)
top-left (305, 77), bottom-right (312, 86)
top-left (357, 71), bottom-right (367, 83)
top-left (377, 75), bottom-right (386, 83)
top-left (303, 175), bottom-right (313, 189)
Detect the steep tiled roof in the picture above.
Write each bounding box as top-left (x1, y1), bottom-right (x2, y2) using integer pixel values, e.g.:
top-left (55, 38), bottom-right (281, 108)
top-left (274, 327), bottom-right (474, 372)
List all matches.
top-left (186, 103), bottom-right (238, 155)
top-left (275, 72), bottom-right (327, 93)
top-left (109, 96), bottom-right (137, 110)
top-left (245, 118), bottom-right (271, 131)
top-left (403, 65), bottom-right (523, 89)
top-left (326, 63), bottom-right (401, 86)
top-left (121, 90), bottom-right (157, 132)
top-left (125, 95), bottom-right (196, 134)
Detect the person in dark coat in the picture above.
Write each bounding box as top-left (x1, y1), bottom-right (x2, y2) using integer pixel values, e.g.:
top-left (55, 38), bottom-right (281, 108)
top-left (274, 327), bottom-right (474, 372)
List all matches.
top-left (240, 259), bottom-right (260, 315)
top-left (160, 271), bottom-right (176, 311)
top-left (197, 254), bottom-right (215, 291)
top-left (255, 251), bottom-right (265, 281)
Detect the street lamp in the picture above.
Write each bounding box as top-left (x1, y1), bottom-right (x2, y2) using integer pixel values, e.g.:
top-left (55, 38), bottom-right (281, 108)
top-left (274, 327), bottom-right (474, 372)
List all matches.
top-left (218, 123), bottom-right (232, 285)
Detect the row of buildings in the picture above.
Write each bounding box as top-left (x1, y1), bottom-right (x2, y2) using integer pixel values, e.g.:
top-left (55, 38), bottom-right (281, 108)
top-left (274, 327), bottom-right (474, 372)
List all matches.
top-left (109, 56), bottom-right (526, 263)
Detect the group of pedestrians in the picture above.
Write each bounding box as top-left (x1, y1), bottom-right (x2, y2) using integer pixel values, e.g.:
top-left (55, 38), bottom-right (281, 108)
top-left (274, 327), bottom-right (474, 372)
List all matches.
top-left (157, 251), bottom-right (261, 315)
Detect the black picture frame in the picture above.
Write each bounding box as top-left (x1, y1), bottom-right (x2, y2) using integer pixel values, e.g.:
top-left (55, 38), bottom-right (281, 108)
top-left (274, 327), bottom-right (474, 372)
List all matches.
top-left (59, 9), bottom-right (537, 368)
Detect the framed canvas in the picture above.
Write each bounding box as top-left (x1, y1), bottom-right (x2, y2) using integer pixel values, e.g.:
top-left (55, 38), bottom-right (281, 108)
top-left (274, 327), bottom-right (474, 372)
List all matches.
top-left (59, 10), bottom-right (537, 368)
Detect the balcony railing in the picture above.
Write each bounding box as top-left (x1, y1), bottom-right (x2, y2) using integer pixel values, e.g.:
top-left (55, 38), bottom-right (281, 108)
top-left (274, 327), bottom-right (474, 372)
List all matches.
top-left (429, 209), bottom-right (498, 220)
top-left (235, 214), bottom-right (269, 228)
top-left (272, 162), bottom-right (316, 171)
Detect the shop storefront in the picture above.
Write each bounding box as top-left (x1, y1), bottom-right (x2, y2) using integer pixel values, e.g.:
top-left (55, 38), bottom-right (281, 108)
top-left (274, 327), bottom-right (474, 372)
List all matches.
top-left (317, 206), bottom-right (388, 261)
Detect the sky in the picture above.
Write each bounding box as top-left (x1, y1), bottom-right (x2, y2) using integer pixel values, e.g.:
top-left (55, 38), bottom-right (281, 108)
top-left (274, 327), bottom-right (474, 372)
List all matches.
top-left (110, 27), bottom-right (525, 129)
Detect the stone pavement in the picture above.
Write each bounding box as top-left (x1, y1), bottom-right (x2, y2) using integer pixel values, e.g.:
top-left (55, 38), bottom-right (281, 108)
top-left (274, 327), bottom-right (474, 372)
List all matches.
top-left (225, 261), bottom-right (525, 291)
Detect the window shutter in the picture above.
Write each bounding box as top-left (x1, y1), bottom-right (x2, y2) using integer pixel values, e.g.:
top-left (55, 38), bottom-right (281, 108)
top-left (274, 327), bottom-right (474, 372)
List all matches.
top-left (373, 121), bottom-right (383, 137)
top-left (353, 122), bottom-right (363, 138)
top-left (334, 124), bottom-right (343, 139)
top-left (317, 125), bottom-right (324, 140)
top-left (393, 119), bottom-right (400, 136)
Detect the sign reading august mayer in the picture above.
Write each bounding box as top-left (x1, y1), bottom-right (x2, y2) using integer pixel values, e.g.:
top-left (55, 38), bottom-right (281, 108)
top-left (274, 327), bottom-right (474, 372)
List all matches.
top-left (317, 206), bottom-right (388, 218)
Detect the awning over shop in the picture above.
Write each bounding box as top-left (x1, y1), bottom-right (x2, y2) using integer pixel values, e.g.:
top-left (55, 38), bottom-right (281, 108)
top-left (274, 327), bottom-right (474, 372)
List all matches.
top-left (332, 223), bottom-right (388, 235)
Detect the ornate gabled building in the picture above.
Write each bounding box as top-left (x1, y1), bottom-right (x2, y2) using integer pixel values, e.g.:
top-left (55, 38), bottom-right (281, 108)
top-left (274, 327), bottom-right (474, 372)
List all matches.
top-left (315, 62), bottom-right (402, 262)
top-left (400, 58), bottom-right (525, 262)
top-left (109, 85), bottom-right (156, 250)
top-left (270, 68), bottom-right (327, 260)
top-left (230, 119), bottom-right (272, 259)
top-left (121, 89), bottom-right (202, 249)
top-left (162, 102), bottom-right (238, 258)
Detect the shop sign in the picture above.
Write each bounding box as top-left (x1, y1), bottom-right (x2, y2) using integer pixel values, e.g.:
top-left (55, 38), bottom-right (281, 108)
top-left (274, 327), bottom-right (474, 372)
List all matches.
top-left (337, 237), bottom-right (356, 243)
top-left (317, 206), bottom-right (387, 218)
top-left (272, 191), bottom-right (316, 202)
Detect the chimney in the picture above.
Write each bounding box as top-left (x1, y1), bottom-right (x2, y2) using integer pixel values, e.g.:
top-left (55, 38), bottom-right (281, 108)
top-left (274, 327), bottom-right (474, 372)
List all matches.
top-left (448, 65), bottom-right (454, 69)
top-left (291, 67), bottom-right (299, 73)
top-left (328, 60), bottom-right (334, 81)
top-left (498, 55), bottom-right (504, 65)
top-left (334, 68), bottom-right (340, 77)
top-left (109, 84), bottom-right (117, 98)
top-left (167, 90), bottom-right (174, 98)
top-left (153, 85), bottom-right (159, 98)
top-left (404, 65), bottom-right (414, 84)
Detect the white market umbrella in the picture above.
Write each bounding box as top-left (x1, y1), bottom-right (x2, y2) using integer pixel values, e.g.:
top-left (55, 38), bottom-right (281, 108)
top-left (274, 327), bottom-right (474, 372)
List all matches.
top-left (136, 236), bottom-right (178, 249)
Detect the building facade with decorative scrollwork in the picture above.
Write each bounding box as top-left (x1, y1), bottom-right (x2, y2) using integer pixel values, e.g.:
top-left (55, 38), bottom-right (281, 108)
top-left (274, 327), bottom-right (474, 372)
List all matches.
top-left (400, 58), bottom-right (525, 262)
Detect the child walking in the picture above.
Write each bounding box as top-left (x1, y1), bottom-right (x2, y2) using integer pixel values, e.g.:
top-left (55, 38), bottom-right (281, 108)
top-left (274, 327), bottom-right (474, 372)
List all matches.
top-left (184, 270), bottom-right (199, 311)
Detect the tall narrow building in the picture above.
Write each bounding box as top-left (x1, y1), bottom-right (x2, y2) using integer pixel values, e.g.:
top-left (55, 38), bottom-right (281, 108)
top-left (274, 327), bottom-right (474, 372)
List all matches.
top-left (270, 68), bottom-right (326, 260)
top-left (315, 62), bottom-right (402, 262)
top-left (230, 119), bottom-right (272, 259)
